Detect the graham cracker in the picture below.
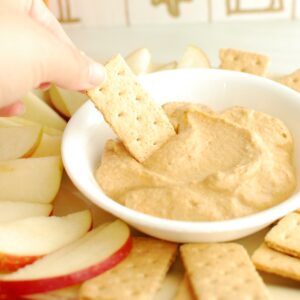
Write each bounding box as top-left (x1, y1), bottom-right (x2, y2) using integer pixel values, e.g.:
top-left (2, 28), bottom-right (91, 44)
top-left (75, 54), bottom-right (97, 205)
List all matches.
top-left (180, 243), bottom-right (271, 300)
top-left (265, 213), bottom-right (300, 258)
top-left (79, 237), bottom-right (177, 300)
top-left (173, 275), bottom-right (195, 300)
top-left (278, 69), bottom-right (300, 92)
top-left (252, 243), bottom-right (300, 282)
top-left (219, 48), bottom-right (269, 76)
top-left (87, 54), bottom-right (175, 162)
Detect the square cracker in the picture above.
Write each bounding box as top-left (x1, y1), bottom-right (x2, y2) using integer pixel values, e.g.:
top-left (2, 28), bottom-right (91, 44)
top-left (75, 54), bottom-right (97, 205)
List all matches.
top-left (180, 243), bottom-right (271, 300)
top-left (265, 213), bottom-right (300, 258)
top-left (79, 237), bottom-right (177, 300)
top-left (219, 48), bottom-right (269, 76)
top-left (252, 243), bottom-right (300, 282)
top-left (278, 69), bottom-right (300, 92)
top-left (87, 55), bottom-right (175, 162)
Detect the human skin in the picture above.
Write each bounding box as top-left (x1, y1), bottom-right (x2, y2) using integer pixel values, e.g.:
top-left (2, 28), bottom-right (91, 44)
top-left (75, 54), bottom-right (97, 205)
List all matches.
top-left (0, 0), bottom-right (105, 116)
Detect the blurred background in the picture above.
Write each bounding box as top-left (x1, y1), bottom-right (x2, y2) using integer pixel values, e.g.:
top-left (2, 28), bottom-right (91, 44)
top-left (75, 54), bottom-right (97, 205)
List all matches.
top-left (44, 0), bottom-right (300, 75)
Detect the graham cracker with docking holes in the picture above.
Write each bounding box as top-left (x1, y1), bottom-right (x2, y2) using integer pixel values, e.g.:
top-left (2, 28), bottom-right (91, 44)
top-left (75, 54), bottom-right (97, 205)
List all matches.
top-left (279, 69), bottom-right (300, 92)
top-left (87, 54), bottom-right (175, 163)
top-left (219, 48), bottom-right (270, 76)
top-left (79, 237), bottom-right (177, 300)
top-left (252, 243), bottom-right (300, 282)
top-left (180, 243), bottom-right (271, 300)
top-left (265, 213), bottom-right (300, 258)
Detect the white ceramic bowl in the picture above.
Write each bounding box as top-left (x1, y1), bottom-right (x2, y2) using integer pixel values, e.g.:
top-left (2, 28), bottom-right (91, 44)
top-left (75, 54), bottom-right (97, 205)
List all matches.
top-left (62, 69), bottom-right (300, 243)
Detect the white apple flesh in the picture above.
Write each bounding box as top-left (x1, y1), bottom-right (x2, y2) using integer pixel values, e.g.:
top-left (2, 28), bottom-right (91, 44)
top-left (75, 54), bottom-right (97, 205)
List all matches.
top-left (0, 125), bottom-right (42, 160)
top-left (178, 45), bottom-right (211, 69)
top-left (31, 133), bottom-right (61, 157)
top-left (0, 202), bottom-right (52, 223)
top-left (0, 156), bottom-right (63, 203)
top-left (0, 210), bottom-right (92, 272)
top-left (125, 48), bottom-right (151, 75)
top-left (21, 92), bottom-right (67, 130)
top-left (49, 85), bottom-right (88, 117)
top-left (0, 220), bottom-right (132, 297)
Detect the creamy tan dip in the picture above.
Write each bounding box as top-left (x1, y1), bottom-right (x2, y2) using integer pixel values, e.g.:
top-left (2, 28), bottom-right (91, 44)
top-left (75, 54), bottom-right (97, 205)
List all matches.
top-left (96, 103), bottom-right (296, 221)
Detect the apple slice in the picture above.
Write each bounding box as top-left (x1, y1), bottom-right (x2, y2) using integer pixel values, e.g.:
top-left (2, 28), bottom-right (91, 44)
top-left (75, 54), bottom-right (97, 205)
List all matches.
top-left (0, 220), bottom-right (131, 296)
top-left (0, 118), bottom-right (20, 127)
top-left (49, 85), bottom-right (88, 117)
top-left (42, 126), bottom-right (63, 136)
top-left (0, 125), bottom-right (42, 161)
top-left (31, 133), bottom-right (61, 158)
top-left (148, 61), bottom-right (178, 73)
top-left (48, 85), bottom-right (69, 117)
top-left (32, 89), bottom-right (51, 106)
top-left (0, 156), bottom-right (63, 203)
top-left (125, 48), bottom-right (152, 75)
top-left (21, 92), bottom-right (66, 130)
top-left (1, 117), bottom-right (63, 136)
top-left (178, 45), bottom-right (211, 69)
top-left (0, 210), bottom-right (92, 272)
top-left (0, 202), bottom-right (52, 223)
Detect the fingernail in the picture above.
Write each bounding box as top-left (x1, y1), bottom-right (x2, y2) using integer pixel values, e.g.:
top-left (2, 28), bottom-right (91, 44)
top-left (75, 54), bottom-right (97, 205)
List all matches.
top-left (89, 63), bottom-right (106, 86)
top-left (38, 82), bottom-right (51, 91)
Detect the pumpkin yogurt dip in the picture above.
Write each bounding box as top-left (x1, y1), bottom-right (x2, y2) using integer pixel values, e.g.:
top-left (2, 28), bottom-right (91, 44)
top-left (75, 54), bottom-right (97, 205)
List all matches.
top-left (96, 103), bottom-right (296, 221)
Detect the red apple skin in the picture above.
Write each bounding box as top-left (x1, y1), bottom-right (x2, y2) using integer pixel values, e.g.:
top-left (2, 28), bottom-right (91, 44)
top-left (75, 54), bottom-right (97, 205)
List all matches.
top-left (0, 254), bottom-right (41, 273)
top-left (0, 235), bottom-right (132, 297)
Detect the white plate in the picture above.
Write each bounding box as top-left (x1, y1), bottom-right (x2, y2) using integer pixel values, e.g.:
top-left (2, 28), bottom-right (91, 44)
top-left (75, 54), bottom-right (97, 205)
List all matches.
top-left (62, 69), bottom-right (300, 243)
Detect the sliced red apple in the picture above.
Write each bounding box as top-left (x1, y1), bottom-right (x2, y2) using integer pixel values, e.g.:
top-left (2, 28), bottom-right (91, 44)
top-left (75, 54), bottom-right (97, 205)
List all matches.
top-left (32, 89), bottom-right (51, 106)
top-left (49, 85), bottom-right (88, 117)
top-left (0, 156), bottom-right (63, 203)
top-left (178, 45), bottom-right (211, 69)
top-left (0, 118), bottom-right (20, 127)
top-left (1, 118), bottom-right (63, 136)
top-left (31, 133), bottom-right (61, 158)
top-left (0, 125), bottom-right (42, 161)
top-left (0, 210), bottom-right (92, 272)
top-left (48, 85), bottom-right (70, 117)
top-left (125, 48), bottom-right (152, 75)
top-left (21, 92), bottom-right (67, 130)
top-left (0, 202), bottom-right (52, 223)
top-left (0, 220), bottom-right (131, 296)
top-left (42, 126), bottom-right (63, 136)
top-left (148, 61), bottom-right (178, 72)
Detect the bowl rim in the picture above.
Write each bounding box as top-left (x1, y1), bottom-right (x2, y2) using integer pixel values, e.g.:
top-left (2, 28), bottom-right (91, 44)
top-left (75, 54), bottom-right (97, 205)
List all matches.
top-left (62, 68), bottom-right (300, 233)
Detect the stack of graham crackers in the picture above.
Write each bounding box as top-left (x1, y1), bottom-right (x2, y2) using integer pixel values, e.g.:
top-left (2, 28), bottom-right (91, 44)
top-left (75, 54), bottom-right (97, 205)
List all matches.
top-left (252, 210), bottom-right (300, 282)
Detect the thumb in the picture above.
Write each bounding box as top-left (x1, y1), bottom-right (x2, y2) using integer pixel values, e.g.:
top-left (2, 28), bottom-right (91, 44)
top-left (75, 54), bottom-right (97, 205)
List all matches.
top-left (43, 35), bottom-right (106, 90)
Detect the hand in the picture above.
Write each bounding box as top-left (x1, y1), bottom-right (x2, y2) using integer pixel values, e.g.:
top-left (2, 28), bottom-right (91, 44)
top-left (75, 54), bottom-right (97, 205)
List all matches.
top-left (0, 0), bottom-right (105, 116)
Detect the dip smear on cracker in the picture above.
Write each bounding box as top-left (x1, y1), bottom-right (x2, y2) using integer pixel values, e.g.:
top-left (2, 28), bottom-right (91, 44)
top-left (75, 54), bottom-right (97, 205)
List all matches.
top-left (96, 103), bottom-right (296, 221)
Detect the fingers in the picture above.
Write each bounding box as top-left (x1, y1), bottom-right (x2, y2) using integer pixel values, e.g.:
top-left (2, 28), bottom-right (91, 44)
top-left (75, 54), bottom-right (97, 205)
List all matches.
top-left (43, 36), bottom-right (106, 90)
top-left (28, 0), bottom-right (74, 47)
top-left (26, 0), bottom-right (106, 90)
top-left (0, 101), bottom-right (24, 117)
